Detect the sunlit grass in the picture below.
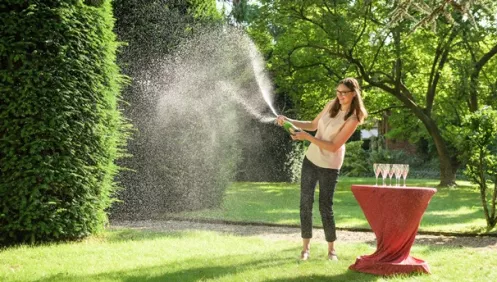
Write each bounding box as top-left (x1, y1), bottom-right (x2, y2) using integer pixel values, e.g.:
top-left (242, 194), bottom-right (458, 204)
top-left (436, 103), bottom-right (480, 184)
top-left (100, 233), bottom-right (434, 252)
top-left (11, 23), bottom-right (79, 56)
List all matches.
top-left (3, 179), bottom-right (494, 281)
top-left (1, 229), bottom-right (496, 282)
top-left (172, 177), bottom-right (496, 234)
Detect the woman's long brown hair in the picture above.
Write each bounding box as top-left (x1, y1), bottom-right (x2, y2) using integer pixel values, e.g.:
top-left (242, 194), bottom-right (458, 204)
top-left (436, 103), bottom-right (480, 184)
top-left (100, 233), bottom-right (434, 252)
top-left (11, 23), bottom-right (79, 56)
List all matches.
top-left (329, 77), bottom-right (368, 124)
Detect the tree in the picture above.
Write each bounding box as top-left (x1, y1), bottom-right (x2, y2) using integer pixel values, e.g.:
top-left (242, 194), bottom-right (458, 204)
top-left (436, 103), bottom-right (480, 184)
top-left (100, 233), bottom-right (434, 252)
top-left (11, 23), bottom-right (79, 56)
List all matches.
top-left (247, 0), bottom-right (497, 186)
top-left (222, 0), bottom-right (260, 25)
top-left (454, 107), bottom-right (497, 229)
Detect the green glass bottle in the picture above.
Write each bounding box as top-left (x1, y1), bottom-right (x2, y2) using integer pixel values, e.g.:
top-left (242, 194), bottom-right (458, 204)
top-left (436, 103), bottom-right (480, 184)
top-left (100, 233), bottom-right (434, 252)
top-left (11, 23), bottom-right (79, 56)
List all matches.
top-left (282, 120), bottom-right (301, 135)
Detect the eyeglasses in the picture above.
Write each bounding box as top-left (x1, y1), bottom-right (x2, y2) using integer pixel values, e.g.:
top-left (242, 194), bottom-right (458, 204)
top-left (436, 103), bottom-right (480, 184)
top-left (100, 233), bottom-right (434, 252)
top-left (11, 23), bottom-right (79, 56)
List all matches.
top-left (336, 89), bottom-right (353, 97)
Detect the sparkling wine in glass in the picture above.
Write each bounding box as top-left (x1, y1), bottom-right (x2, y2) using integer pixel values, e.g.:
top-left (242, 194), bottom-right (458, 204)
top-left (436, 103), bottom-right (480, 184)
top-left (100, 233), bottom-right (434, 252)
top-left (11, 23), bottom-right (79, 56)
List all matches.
top-left (402, 164), bottom-right (409, 187)
top-left (373, 163), bottom-right (381, 186)
top-left (388, 164), bottom-right (395, 186)
top-left (380, 164), bottom-right (390, 186)
top-left (394, 164), bottom-right (402, 186)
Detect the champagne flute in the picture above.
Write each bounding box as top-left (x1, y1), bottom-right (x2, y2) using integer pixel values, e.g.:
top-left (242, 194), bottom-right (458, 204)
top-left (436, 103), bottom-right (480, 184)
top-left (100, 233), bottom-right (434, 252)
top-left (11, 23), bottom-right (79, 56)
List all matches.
top-left (373, 163), bottom-right (381, 186)
top-left (388, 164), bottom-right (395, 186)
top-left (394, 164), bottom-right (402, 186)
top-left (402, 164), bottom-right (409, 187)
top-left (380, 164), bottom-right (390, 186)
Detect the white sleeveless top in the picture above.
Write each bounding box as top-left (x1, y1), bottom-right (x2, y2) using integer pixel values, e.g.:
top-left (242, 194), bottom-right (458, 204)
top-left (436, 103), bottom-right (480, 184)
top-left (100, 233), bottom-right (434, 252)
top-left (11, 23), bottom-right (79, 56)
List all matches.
top-left (305, 109), bottom-right (358, 169)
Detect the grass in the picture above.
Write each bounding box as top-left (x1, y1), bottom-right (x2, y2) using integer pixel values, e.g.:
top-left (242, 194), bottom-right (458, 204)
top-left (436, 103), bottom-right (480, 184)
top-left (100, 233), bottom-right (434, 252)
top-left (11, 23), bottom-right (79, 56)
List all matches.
top-left (171, 177), bottom-right (496, 234)
top-left (2, 178), bottom-right (496, 281)
top-left (1, 229), bottom-right (496, 282)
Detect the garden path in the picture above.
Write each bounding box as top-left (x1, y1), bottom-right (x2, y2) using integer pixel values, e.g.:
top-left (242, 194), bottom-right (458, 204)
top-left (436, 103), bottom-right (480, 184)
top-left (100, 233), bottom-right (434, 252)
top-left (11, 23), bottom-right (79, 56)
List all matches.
top-left (110, 219), bottom-right (497, 250)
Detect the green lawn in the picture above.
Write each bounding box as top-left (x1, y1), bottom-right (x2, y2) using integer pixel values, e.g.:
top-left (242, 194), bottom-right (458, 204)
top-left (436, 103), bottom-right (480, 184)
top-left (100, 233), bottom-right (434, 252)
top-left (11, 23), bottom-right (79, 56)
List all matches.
top-left (1, 229), bottom-right (496, 282)
top-left (171, 177), bottom-right (496, 234)
top-left (3, 178), bottom-right (496, 281)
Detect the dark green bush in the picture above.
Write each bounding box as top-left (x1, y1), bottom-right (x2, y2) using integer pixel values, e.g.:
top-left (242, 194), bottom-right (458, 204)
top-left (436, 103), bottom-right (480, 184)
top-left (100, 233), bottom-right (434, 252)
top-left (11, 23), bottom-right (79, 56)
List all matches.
top-left (341, 140), bottom-right (370, 177)
top-left (0, 0), bottom-right (128, 245)
top-left (342, 137), bottom-right (432, 178)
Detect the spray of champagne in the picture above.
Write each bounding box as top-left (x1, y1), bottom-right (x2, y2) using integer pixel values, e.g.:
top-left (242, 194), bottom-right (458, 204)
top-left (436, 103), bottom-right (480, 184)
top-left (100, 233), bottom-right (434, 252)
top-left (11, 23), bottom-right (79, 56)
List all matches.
top-left (248, 41), bottom-right (301, 135)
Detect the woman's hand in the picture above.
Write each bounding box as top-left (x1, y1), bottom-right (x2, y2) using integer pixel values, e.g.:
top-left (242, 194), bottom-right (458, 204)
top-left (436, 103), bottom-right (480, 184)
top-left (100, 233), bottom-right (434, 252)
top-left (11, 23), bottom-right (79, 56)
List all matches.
top-left (276, 115), bottom-right (287, 126)
top-left (291, 131), bottom-right (310, 141)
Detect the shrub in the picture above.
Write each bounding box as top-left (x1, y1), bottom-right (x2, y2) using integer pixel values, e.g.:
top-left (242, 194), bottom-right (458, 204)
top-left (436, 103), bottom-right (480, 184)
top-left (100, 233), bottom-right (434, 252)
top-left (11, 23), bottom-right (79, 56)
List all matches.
top-left (0, 1), bottom-right (128, 245)
top-left (454, 107), bottom-right (497, 229)
top-left (342, 136), bottom-right (429, 178)
top-left (341, 141), bottom-right (369, 177)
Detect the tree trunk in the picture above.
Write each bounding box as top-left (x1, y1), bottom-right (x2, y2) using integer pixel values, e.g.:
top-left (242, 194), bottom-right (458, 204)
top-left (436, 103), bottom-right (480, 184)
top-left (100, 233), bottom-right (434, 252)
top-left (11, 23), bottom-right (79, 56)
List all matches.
top-left (490, 176), bottom-right (497, 229)
top-left (416, 110), bottom-right (458, 187)
top-left (437, 145), bottom-right (457, 187)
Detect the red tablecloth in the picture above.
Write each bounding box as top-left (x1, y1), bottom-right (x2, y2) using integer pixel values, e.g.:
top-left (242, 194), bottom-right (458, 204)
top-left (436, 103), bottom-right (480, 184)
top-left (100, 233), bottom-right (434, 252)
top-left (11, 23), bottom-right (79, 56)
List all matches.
top-left (349, 185), bottom-right (437, 276)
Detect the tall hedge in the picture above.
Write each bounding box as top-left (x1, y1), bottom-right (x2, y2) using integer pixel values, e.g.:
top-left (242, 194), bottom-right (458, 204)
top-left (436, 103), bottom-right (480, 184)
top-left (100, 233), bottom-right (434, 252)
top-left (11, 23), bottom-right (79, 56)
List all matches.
top-left (0, 0), bottom-right (128, 245)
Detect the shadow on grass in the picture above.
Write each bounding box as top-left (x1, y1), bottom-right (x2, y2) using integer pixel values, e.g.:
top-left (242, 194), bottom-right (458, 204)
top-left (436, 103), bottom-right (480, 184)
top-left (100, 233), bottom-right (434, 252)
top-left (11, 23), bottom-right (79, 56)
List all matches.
top-left (0, 229), bottom-right (183, 252)
top-left (264, 272), bottom-right (380, 282)
top-left (32, 251), bottom-right (380, 282)
top-left (344, 230), bottom-right (497, 249)
top-left (264, 271), bottom-right (426, 282)
top-left (103, 228), bottom-right (189, 242)
top-left (414, 235), bottom-right (497, 249)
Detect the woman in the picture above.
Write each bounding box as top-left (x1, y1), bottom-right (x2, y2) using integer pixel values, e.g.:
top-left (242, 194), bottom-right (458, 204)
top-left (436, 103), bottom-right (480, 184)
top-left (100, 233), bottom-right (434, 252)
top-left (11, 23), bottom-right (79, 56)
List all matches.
top-left (277, 77), bottom-right (367, 261)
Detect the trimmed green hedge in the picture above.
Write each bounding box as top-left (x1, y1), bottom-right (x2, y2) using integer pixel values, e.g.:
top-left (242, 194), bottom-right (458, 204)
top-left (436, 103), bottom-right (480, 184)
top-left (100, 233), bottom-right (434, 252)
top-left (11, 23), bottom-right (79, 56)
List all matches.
top-left (0, 0), bottom-right (129, 245)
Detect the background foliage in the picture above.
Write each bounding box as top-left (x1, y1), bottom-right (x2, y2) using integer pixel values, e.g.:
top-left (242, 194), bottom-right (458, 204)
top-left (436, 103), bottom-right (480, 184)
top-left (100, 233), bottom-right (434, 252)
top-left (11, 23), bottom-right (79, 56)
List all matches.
top-left (244, 0), bottom-right (497, 186)
top-left (454, 106), bottom-right (497, 228)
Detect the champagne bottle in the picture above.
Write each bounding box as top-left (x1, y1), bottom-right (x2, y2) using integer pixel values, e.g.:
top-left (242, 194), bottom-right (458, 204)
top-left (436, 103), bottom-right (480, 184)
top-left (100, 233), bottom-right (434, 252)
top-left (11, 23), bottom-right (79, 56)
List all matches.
top-left (282, 120), bottom-right (301, 135)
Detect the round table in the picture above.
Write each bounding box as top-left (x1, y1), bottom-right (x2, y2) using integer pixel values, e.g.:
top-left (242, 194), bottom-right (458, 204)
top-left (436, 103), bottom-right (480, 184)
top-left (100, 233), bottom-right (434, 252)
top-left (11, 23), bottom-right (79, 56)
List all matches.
top-left (348, 184), bottom-right (437, 276)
